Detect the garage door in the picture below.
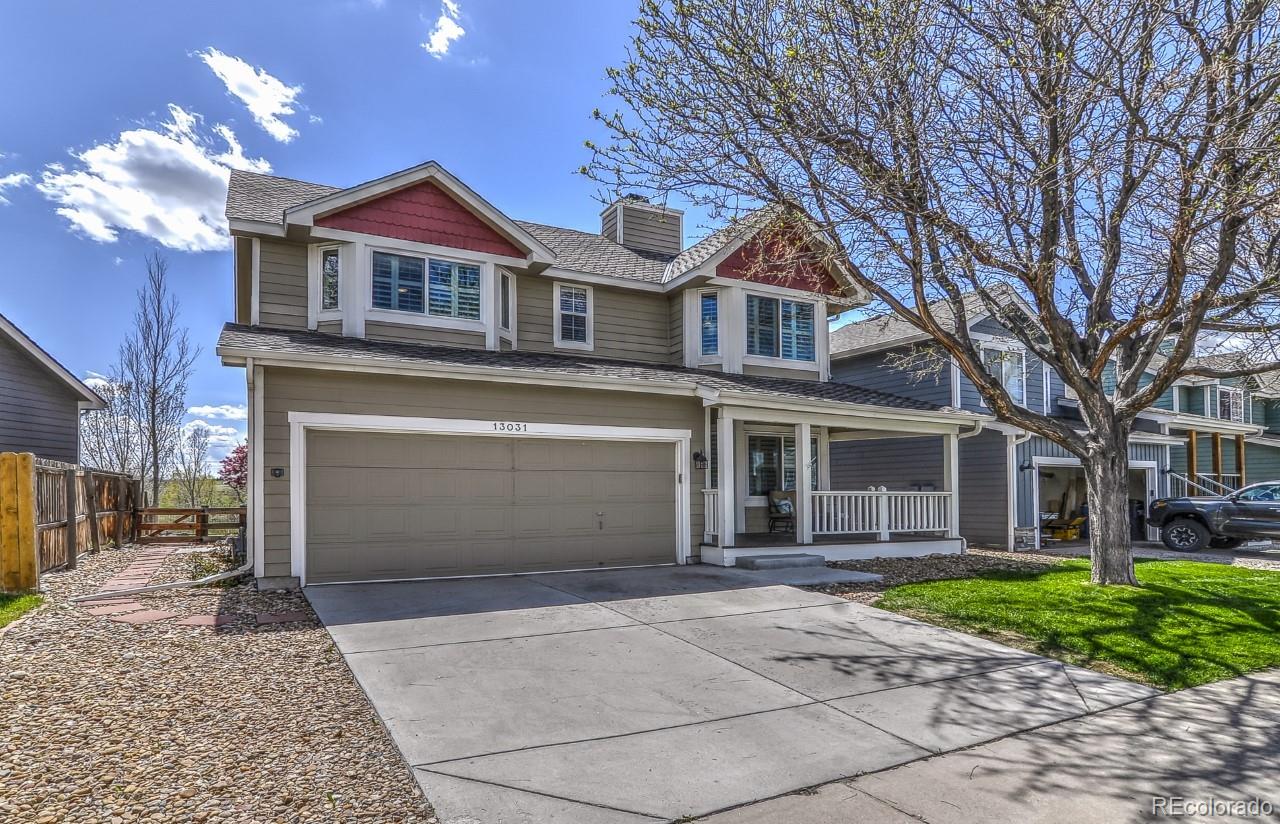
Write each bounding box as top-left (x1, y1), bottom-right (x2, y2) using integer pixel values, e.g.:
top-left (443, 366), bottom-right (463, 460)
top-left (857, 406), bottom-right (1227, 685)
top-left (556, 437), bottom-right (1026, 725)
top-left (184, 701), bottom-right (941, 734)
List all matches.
top-left (304, 430), bottom-right (678, 583)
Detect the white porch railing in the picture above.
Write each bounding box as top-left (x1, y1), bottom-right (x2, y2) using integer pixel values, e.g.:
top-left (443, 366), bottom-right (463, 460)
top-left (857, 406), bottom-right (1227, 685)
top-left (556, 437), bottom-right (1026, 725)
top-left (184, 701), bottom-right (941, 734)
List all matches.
top-left (703, 489), bottom-right (720, 538)
top-left (812, 489), bottom-right (952, 539)
top-left (1168, 473), bottom-right (1240, 497)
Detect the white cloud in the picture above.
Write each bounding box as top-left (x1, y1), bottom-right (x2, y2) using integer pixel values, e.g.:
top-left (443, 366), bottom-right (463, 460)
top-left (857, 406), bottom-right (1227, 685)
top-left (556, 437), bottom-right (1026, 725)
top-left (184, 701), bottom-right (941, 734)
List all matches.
top-left (187, 403), bottom-right (248, 421)
top-left (83, 370), bottom-right (112, 390)
top-left (0, 171), bottom-right (30, 205)
top-left (423, 0), bottom-right (466, 59)
top-left (35, 104), bottom-right (268, 252)
top-left (198, 48), bottom-right (303, 143)
top-left (183, 419), bottom-right (245, 465)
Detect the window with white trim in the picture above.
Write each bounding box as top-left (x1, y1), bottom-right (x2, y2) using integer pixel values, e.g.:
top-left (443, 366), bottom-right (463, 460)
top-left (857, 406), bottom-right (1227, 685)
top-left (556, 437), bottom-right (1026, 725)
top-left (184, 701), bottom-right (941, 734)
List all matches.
top-left (981, 345), bottom-right (1027, 405)
top-left (500, 271), bottom-right (512, 330)
top-left (320, 248), bottom-right (340, 311)
top-left (746, 295), bottom-right (815, 361)
top-left (700, 291), bottom-right (719, 356)
top-left (1219, 386), bottom-right (1244, 422)
top-left (371, 251), bottom-right (482, 319)
top-left (747, 434), bottom-right (819, 496)
top-left (554, 283), bottom-right (592, 348)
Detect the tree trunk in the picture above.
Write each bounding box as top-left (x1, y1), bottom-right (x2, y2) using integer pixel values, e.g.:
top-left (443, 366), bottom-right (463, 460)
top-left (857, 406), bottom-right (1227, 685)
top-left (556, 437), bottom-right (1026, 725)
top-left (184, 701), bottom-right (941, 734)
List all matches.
top-left (1081, 446), bottom-right (1138, 586)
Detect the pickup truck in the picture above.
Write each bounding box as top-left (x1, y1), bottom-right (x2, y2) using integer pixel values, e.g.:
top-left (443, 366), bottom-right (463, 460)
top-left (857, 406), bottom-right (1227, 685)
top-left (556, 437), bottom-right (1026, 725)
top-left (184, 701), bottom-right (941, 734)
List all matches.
top-left (1148, 481), bottom-right (1280, 552)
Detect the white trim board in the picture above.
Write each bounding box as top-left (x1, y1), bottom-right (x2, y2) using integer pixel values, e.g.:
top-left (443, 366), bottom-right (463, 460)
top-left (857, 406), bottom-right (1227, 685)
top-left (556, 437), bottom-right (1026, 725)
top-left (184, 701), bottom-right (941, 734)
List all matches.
top-left (286, 412), bottom-right (692, 586)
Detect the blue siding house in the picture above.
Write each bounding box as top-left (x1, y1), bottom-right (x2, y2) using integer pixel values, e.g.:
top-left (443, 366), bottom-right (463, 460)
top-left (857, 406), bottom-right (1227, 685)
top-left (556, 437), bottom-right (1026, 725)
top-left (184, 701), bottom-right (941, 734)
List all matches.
top-left (828, 296), bottom-right (1280, 549)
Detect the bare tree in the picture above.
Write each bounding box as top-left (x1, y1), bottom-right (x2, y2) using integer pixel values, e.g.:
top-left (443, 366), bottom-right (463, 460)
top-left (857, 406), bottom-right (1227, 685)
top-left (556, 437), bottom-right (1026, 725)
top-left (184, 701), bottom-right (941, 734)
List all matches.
top-left (588, 0), bottom-right (1280, 584)
top-left (121, 253), bottom-right (199, 506)
top-left (172, 423), bottom-right (211, 508)
top-left (80, 367), bottom-right (141, 475)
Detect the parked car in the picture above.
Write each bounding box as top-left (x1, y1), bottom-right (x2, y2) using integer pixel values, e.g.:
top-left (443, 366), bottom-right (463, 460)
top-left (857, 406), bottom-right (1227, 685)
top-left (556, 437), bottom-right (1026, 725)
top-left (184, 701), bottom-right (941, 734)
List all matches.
top-left (1148, 481), bottom-right (1280, 552)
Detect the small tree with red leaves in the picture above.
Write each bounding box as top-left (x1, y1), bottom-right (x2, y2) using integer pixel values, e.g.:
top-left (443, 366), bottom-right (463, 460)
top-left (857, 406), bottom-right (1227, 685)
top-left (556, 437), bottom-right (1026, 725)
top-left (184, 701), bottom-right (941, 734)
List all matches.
top-left (219, 442), bottom-right (248, 504)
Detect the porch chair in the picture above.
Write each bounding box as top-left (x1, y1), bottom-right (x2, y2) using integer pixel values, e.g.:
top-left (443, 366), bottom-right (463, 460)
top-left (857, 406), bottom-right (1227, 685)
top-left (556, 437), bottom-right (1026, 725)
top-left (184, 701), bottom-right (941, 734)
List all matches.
top-left (767, 490), bottom-right (796, 533)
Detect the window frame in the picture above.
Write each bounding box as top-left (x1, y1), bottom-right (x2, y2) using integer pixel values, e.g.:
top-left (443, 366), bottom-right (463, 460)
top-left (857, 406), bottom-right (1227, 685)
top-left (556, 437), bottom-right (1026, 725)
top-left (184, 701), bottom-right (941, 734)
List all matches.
top-left (553, 281), bottom-right (594, 351)
top-left (364, 244), bottom-right (487, 332)
top-left (978, 340), bottom-right (1028, 407)
top-left (499, 271), bottom-right (513, 331)
top-left (319, 247), bottom-right (341, 312)
top-left (700, 290), bottom-right (719, 356)
top-left (745, 432), bottom-right (820, 500)
top-left (1218, 386), bottom-right (1245, 422)
top-left (744, 293), bottom-right (817, 363)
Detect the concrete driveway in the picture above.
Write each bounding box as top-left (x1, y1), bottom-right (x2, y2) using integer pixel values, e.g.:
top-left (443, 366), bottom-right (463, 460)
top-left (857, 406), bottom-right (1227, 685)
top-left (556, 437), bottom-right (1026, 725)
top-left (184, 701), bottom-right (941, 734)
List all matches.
top-left (306, 566), bottom-right (1158, 824)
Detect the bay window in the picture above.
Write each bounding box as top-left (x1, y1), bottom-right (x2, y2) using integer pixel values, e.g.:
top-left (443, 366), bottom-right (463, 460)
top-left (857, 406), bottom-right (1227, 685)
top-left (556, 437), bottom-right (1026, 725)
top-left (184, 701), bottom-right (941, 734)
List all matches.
top-left (320, 248), bottom-right (340, 311)
top-left (372, 251), bottom-right (481, 320)
top-left (746, 294), bottom-right (815, 361)
top-left (700, 292), bottom-right (719, 356)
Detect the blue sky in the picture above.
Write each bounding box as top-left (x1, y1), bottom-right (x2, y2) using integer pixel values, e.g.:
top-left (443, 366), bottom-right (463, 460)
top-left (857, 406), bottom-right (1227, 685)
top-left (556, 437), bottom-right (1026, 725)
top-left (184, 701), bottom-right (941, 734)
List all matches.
top-left (0, 0), bottom-right (705, 460)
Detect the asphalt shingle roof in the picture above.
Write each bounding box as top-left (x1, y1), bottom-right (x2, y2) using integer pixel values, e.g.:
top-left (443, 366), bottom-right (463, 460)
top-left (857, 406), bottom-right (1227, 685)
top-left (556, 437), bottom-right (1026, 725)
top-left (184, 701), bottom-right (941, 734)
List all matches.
top-left (225, 170), bottom-right (737, 284)
top-left (217, 323), bottom-right (946, 413)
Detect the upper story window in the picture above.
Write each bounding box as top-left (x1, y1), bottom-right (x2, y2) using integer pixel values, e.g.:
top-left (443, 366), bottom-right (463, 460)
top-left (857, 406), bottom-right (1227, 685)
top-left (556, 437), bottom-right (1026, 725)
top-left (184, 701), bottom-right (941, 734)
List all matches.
top-left (372, 252), bottom-right (425, 313)
top-left (746, 294), bottom-right (815, 361)
top-left (554, 283), bottom-right (593, 349)
top-left (700, 292), bottom-right (719, 356)
top-left (320, 248), bottom-right (340, 311)
top-left (1219, 387), bottom-right (1244, 422)
top-left (982, 344), bottom-right (1027, 405)
top-left (428, 259), bottom-right (482, 319)
top-left (500, 272), bottom-right (512, 331)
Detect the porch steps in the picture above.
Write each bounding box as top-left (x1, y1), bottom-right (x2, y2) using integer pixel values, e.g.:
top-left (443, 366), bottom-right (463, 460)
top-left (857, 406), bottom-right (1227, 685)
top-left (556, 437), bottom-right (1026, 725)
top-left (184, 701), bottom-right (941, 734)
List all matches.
top-left (735, 553), bottom-right (826, 571)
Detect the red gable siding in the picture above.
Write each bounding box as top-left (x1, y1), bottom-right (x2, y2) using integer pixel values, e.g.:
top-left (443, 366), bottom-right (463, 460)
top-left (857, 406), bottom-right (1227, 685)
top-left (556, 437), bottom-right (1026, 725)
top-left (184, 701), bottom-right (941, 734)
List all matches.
top-left (715, 229), bottom-right (844, 296)
top-left (315, 180), bottom-right (525, 258)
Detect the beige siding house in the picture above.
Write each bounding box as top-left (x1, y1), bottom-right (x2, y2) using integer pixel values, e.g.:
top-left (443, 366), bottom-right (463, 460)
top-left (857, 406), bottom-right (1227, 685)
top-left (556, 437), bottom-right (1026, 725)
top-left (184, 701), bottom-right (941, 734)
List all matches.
top-left (219, 161), bottom-right (982, 588)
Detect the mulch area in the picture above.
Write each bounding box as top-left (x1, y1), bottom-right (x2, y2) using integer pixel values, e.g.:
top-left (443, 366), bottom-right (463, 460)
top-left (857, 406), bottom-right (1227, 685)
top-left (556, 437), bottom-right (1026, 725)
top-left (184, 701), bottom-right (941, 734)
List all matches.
top-left (810, 548), bottom-right (1062, 605)
top-left (0, 543), bottom-right (435, 824)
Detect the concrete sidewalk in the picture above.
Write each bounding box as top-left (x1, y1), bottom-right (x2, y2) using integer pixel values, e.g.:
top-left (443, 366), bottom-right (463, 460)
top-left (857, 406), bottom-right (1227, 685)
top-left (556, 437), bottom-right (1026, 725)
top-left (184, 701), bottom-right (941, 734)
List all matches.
top-left (697, 668), bottom-right (1280, 823)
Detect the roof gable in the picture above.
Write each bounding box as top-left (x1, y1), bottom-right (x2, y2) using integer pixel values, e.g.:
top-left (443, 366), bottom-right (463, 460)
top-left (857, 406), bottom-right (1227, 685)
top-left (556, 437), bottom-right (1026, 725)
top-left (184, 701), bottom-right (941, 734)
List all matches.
top-left (714, 227), bottom-right (845, 296)
top-left (0, 313), bottom-right (104, 408)
top-left (315, 179), bottom-right (525, 258)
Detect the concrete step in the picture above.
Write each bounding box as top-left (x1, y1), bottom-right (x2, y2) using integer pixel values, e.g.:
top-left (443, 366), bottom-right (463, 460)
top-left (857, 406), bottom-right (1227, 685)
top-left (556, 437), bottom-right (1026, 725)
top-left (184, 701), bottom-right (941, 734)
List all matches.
top-left (735, 553), bottom-right (827, 570)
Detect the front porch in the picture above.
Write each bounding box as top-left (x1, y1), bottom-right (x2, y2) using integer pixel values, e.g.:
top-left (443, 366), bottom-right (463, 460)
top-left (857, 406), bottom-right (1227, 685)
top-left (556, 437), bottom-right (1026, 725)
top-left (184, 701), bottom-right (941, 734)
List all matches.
top-left (697, 399), bottom-right (976, 566)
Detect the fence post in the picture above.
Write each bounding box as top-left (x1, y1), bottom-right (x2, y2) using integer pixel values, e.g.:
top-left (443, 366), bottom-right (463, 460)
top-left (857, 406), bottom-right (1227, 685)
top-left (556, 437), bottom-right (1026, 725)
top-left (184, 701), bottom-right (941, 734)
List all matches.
top-left (113, 476), bottom-right (124, 548)
top-left (130, 479), bottom-right (142, 543)
top-left (197, 507), bottom-right (209, 542)
top-left (63, 468), bottom-right (78, 570)
top-left (0, 453), bottom-right (39, 592)
top-left (84, 471), bottom-right (101, 554)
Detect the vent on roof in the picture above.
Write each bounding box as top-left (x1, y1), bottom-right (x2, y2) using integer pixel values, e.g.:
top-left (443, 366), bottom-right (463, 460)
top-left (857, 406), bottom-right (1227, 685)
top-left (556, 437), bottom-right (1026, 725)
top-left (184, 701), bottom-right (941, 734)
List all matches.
top-left (601, 195), bottom-right (683, 256)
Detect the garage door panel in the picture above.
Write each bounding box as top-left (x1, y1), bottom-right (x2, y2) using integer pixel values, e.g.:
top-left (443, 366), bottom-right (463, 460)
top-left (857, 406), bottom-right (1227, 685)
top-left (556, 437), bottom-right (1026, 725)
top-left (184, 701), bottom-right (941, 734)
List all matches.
top-left (306, 431), bottom-right (678, 583)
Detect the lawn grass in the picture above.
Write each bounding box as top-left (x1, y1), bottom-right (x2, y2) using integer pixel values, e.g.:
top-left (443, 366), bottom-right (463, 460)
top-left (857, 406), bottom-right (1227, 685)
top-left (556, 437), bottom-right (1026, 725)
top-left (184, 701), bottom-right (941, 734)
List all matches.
top-left (0, 592), bottom-right (43, 629)
top-left (876, 559), bottom-right (1280, 690)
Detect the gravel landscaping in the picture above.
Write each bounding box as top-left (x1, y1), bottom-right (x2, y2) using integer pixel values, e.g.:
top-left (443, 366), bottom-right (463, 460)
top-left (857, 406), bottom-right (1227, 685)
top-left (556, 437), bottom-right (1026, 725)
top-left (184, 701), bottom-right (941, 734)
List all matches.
top-left (0, 544), bottom-right (434, 824)
top-left (809, 548), bottom-right (1060, 605)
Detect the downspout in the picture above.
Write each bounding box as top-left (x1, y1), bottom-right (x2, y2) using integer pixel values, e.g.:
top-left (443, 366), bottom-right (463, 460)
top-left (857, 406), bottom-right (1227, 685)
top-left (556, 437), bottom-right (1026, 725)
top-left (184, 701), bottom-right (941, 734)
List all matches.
top-left (1008, 430), bottom-right (1033, 550)
top-left (74, 359), bottom-right (257, 603)
top-left (950, 420), bottom-right (985, 552)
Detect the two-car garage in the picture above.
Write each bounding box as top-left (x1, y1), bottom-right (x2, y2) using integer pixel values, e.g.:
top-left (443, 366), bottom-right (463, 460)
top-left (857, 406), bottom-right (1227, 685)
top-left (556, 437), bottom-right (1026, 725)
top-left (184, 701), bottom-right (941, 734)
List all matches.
top-left (296, 418), bottom-right (689, 585)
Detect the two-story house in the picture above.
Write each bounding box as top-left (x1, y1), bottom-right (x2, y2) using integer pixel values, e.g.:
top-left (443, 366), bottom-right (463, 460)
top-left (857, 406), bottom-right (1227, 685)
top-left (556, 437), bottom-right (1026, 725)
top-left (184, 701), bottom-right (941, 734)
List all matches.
top-left (217, 161), bottom-right (982, 588)
top-left (830, 296), bottom-right (1280, 550)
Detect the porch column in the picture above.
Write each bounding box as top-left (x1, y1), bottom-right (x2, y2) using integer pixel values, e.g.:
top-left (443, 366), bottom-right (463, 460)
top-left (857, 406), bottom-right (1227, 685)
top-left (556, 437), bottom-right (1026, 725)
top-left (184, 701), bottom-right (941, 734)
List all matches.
top-left (1187, 430), bottom-right (1198, 478)
top-left (1212, 432), bottom-right (1223, 482)
top-left (943, 432), bottom-right (960, 538)
top-left (797, 422), bottom-right (813, 544)
top-left (718, 408), bottom-right (736, 547)
top-left (1236, 434), bottom-right (1247, 486)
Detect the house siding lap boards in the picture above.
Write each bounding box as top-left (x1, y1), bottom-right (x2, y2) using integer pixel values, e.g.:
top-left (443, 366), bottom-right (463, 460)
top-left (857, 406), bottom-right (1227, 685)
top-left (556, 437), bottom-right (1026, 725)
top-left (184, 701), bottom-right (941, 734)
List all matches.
top-left (258, 239), bottom-right (309, 331)
top-left (515, 274), bottom-right (672, 362)
top-left (0, 333), bottom-right (82, 462)
top-left (260, 367), bottom-right (705, 581)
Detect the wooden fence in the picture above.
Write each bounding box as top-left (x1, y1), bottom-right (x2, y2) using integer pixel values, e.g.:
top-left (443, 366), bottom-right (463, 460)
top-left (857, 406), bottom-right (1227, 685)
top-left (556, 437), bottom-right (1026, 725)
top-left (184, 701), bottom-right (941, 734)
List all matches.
top-left (0, 454), bottom-right (140, 592)
top-left (137, 507), bottom-right (246, 544)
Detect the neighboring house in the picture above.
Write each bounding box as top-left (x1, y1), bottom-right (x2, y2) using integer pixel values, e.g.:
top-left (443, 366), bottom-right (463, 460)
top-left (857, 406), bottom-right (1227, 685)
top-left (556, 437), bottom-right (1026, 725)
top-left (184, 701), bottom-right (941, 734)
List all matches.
top-left (217, 161), bottom-right (982, 588)
top-left (830, 296), bottom-right (1280, 549)
top-left (0, 312), bottom-right (105, 463)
